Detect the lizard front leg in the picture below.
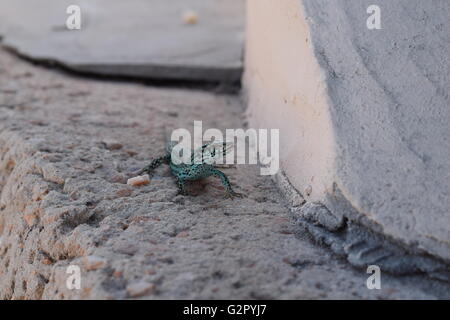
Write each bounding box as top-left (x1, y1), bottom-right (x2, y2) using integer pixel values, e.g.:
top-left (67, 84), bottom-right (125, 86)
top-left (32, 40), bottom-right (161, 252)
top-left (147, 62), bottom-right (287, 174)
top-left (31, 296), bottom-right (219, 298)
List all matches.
top-left (139, 155), bottom-right (170, 176)
top-left (176, 178), bottom-right (188, 195)
top-left (212, 169), bottom-right (243, 199)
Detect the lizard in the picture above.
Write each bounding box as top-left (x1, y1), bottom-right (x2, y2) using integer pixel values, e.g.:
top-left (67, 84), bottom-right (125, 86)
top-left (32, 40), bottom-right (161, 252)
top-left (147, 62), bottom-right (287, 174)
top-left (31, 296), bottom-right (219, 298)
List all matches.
top-left (136, 140), bottom-right (243, 199)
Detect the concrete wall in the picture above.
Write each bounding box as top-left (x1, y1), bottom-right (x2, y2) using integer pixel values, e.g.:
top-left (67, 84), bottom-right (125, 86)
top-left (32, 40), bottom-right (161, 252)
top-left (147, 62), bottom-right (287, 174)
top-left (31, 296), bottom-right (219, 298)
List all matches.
top-left (244, 0), bottom-right (335, 203)
top-left (244, 0), bottom-right (450, 271)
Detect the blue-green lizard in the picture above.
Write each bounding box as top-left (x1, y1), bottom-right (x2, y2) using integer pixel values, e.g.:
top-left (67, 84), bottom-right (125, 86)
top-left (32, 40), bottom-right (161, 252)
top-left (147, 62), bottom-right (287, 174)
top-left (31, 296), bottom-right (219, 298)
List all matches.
top-left (138, 141), bottom-right (243, 199)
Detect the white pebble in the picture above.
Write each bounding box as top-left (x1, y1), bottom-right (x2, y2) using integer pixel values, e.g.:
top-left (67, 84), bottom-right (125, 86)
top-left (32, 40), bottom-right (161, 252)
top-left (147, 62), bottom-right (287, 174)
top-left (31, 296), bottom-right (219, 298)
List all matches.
top-left (182, 10), bottom-right (198, 25)
top-left (127, 174), bottom-right (150, 186)
top-left (127, 281), bottom-right (155, 298)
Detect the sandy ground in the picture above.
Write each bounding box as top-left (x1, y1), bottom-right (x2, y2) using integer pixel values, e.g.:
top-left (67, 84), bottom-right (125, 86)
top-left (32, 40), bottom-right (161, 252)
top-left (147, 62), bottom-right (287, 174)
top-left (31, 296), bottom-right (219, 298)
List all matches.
top-left (0, 48), bottom-right (448, 299)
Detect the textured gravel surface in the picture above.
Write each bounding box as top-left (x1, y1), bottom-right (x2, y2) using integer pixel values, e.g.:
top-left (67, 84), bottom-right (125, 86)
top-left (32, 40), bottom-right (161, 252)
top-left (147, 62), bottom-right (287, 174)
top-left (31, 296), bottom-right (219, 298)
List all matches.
top-left (0, 48), bottom-right (448, 299)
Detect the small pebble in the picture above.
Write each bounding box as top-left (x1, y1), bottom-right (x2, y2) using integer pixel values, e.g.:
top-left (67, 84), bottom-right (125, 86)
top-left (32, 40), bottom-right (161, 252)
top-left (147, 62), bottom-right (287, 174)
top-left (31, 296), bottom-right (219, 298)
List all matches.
top-left (116, 188), bottom-right (133, 197)
top-left (176, 231), bottom-right (189, 238)
top-left (83, 255), bottom-right (106, 271)
top-left (182, 10), bottom-right (198, 25)
top-left (113, 270), bottom-right (123, 278)
top-left (101, 139), bottom-right (123, 150)
top-left (127, 174), bottom-right (150, 186)
top-left (126, 150), bottom-right (138, 156)
top-left (114, 243), bottom-right (138, 256)
top-left (126, 282), bottom-right (155, 298)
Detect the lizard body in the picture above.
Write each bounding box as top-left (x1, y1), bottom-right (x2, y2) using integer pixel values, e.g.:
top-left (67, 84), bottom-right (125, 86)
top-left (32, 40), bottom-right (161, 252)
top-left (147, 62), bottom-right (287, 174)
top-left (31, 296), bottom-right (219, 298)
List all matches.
top-left (140, 141), bottom-right (242, 199)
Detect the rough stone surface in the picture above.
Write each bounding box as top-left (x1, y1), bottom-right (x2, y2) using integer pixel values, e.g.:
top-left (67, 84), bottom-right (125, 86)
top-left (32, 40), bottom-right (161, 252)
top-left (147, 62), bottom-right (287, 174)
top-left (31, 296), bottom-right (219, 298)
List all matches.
top-left (1, 49), bottom-right (449, 299)
top-left (244, 0), bottom-right (450, 268)
top-left (0, 0), bottom-right (245, 83)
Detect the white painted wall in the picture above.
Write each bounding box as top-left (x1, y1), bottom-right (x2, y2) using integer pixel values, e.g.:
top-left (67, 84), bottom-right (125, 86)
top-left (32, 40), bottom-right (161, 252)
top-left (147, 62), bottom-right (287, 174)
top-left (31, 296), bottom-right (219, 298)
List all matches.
top-left (244, 0), bottom-right (335, 202)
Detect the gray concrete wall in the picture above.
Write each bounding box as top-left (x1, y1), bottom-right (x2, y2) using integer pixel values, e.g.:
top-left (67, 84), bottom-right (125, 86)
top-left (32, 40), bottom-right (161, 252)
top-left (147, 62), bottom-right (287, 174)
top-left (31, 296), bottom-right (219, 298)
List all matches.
top-left (244, 0), bottom-right (450, 272)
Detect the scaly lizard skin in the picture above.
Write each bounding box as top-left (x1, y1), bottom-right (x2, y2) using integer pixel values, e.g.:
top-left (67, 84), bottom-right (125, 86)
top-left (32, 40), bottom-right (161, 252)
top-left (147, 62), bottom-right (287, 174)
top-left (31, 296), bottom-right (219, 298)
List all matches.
top-left (139, 141), bottom-right (243, 199)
